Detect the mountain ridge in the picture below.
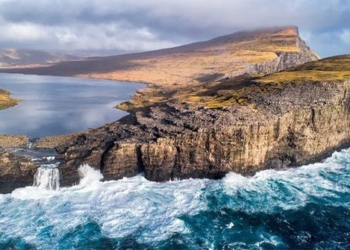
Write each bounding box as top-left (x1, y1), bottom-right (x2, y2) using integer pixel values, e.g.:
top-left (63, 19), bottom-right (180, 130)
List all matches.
top-left (0, 26), bottom-right (319, 111)
top-left (0, 48), bottom-right (79, 68)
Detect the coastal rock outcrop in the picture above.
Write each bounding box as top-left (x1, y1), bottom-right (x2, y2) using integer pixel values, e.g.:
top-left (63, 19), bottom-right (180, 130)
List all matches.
top-left (1, 27), bottom-right (346, 193)
top-left (244, 38), bottom-right (319, 76)
top-left (56, 73), bottom-right (350, 186)
top-left (0, 150), bottom-right (38, 193)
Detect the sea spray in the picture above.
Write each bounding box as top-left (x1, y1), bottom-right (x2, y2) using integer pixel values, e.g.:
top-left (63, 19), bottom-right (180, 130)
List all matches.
top-left (78, 164), bottom-right (103, 187)
top-left (1, 151), bottom-right (350, 249)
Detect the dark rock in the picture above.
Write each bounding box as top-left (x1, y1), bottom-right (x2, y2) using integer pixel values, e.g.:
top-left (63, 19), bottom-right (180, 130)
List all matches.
top-left (56, 78), bottom-right (350, 187)
top-left (0, 150), bottom-right (39, 194)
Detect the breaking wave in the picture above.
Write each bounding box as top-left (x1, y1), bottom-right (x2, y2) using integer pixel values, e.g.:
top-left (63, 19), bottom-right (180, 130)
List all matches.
top-left (1, 149), bottom-right (350, 249)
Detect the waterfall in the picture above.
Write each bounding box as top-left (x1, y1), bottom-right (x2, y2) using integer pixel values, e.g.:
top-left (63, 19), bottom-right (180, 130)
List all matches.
top-left (33, 167), bottom-right (60, 190)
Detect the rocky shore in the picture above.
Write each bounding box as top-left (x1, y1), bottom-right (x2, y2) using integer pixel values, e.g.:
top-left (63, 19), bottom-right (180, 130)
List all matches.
top-left (0, 134), bottom-right (29, 148)
top-left (0, 149), bottom-right (38, 193)
top-left (1, 27), bottom-right (350, 193)
top-left (55, 72), bottom-right (350, 186)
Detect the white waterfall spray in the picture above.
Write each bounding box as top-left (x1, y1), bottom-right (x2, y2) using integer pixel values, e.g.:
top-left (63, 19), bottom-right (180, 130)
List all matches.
top-left (33, 166), bottom-right (60, 190)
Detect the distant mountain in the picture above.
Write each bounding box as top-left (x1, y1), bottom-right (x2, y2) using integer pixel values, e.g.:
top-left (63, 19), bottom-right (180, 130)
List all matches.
top-left (0, 26), bottom-right (319, 110)
top-left (0, 27), bottom-right (318, 87)
top-left (0, 49), bottom-right (79, 67)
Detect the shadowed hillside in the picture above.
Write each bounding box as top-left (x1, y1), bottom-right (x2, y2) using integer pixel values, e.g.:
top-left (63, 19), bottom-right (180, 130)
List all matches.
top-left (0, 26), bottom-right (319, 110)
top-left (0, 49), bottom-right (79, 68)
top-left (1, 27), bottom-right (318, 85)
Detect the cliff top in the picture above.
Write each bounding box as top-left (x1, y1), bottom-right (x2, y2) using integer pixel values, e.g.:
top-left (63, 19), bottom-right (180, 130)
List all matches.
top-left (0, 26), bottom-right (320, 111)
top-left (258, 54), bottom-right (350, 84)
top-left (1, 26), bottom-right (317, 89)
top-left (163, 55), bottom-right (350, 109)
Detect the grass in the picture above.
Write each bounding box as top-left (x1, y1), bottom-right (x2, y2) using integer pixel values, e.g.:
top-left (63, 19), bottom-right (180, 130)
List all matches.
top-left (258, 55), bottom-right (350, 84)
top-left (0, 89), bottom-right (20, 110)
top-left (124, 55), bottom-right (350, 111)
top-left (2, 27), bottom-right (321, 112)
top-left (81, 27), bottom-right (310, 92)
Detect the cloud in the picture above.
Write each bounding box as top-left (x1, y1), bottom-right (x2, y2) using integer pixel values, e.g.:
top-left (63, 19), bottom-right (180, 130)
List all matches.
top-left (0, 0), bottom-right (349, 57)
top-left (340, 29), bottom-right (350, 44)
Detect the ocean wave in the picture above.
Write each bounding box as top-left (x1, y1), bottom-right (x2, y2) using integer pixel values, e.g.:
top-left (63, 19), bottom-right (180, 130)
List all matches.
top-left (0, 148), bottom-right (350, 249)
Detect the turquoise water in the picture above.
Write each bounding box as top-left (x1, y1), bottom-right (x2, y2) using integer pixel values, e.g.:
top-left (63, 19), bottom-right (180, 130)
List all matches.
top-left (1, 148), bottom-right (350, 249)
top-left (0, 73), bottom-right (143, 137)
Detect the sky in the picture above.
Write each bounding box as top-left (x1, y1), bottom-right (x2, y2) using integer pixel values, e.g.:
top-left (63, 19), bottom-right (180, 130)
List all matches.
top-left (0, 0), bottom-right (349, 58)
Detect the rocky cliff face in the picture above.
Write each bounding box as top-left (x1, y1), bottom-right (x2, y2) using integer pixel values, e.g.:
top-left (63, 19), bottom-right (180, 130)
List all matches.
top-left (55, 76), bottom-right (350, 186)
top-left (0, 150), bottom-right (38, 193)
top-left (0, 27), bottom-right (342, 193)
top-left (246, 38), bottom-right (319, 75)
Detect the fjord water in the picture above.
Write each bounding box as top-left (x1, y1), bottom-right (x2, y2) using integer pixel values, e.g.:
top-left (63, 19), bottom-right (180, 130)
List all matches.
top-left (1, 148), bottom-right (350, 249)
top-left (0, 73), bottom-right (143, 137)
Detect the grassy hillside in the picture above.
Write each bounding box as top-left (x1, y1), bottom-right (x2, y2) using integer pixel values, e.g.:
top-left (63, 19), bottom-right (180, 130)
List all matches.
top-left (0, 89), bottom-right (19, 110)
top-left (258, 55), bottom-right (350, 84)
top-left (0, 49), bottom-right (78, 68)
top-left (0, 26), bottom-right (320, 111)
top-left (174, 55), bottom-right (350, 109)
top-left (1, 27), bottom-right (316, 88)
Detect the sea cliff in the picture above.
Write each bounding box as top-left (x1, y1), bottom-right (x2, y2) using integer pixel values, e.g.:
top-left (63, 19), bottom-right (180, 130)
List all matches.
top-left (55, 57), bottom-right (350, 186)
top-left (2, 27), bottom-right (350, 193)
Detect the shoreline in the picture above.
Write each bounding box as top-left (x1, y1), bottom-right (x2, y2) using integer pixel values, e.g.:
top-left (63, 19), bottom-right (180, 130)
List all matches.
top-left (0, 72), bottom-right (147, 147)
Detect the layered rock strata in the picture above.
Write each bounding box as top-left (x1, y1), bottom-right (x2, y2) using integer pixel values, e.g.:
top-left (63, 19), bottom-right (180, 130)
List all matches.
top-left (56, 78), bottom-right (350, 186)
top-left (0, 150), bottom-right (38, 193)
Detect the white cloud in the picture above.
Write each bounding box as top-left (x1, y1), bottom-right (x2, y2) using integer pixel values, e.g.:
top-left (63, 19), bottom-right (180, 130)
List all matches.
top-left (0, 0), bottom-right (349, 56)
top-left (0, 19), bottom-right (49, 43)
top-left (340, 29), bottom-right (350, 44)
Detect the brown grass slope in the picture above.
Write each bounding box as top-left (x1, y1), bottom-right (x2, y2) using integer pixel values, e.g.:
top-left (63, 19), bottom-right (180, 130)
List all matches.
top-left (0, 26), bottom-right (319, 110)
top-left (0, 89), bottom-right (19, 110)
top-left (0, 49), bottom-right (78, 67)
top-left (182, 54), bottom-right (350, 109)
top-left (1, 27), bottom-right (316, 85)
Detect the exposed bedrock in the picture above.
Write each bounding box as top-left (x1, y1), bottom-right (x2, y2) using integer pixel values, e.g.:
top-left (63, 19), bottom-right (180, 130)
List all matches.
top-left (56, 80), bottom-right (350, 186)
top-left (232, 38), bottom-right (319, 77)
top-left (0, 150), bottom-right (39, 194)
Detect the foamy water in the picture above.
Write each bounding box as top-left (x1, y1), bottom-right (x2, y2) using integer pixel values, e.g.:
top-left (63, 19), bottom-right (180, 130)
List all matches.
top-left (1, 149), bottom-right (350, 249)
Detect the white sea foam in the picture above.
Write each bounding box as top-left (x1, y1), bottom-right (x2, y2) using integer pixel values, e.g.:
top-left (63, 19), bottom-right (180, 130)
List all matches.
top-left (221, 149), bottom-right (350, 213)
top-left (45, 156), bottom-right (55, 161)
top-left (0, 165), bottom-right (209, 248)
top-left (77, 164), bottom-right (103, 187)
top-left (1, 148), bottom-right (350, 249)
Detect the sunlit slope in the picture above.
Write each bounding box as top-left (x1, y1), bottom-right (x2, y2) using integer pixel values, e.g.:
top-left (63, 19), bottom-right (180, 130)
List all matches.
top-left (0, 89), bottom-right (19, 110)
top-left (178, 55), bottom-right (350, 109)
top-left (258, 54), bottom-right (350, 83)
top-left (0, 26), bottom-right (319, 111)
top-left (1, 27), bottom-right (318, 89)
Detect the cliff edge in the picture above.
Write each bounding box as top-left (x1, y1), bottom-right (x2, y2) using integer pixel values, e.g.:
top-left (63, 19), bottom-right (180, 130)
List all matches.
top-left (54, 55), bottom-right (350, 187)
top-left (3, 26), bottom-right (343, 192)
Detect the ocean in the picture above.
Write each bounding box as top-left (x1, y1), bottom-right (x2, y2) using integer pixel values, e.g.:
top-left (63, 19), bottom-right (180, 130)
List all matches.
top-left (0, 147), bottom-right (349, 249)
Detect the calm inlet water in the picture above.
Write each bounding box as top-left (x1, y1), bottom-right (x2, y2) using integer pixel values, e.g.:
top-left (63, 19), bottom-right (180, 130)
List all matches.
top-left (0, 148), bottom-right (350, 249)
top-left (0, 73), bottom-right (143, 137)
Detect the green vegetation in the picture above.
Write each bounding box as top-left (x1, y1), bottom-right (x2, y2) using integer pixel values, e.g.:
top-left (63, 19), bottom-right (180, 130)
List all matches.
top-left (201, 55), bottom-right (350, 108)
top-left (118, 55), bottom-right (350, 112)
top-left (0, 89), bottom-right (20, 110)
top-left (171, 55), bottom-right (350, 110)
top-left (259, 55), bottom-right (350, 84)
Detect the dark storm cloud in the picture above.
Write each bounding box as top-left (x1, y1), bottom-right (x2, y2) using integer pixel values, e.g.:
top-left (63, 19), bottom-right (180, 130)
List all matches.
top-left (0, 0), bottom-right (349, 57)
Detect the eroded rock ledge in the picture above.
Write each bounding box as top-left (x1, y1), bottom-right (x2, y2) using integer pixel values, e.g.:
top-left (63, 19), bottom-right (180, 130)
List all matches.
top-left (56, 78), bottom-right (350, 187)
top-left (0, 149), bottom-right (38, 193)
